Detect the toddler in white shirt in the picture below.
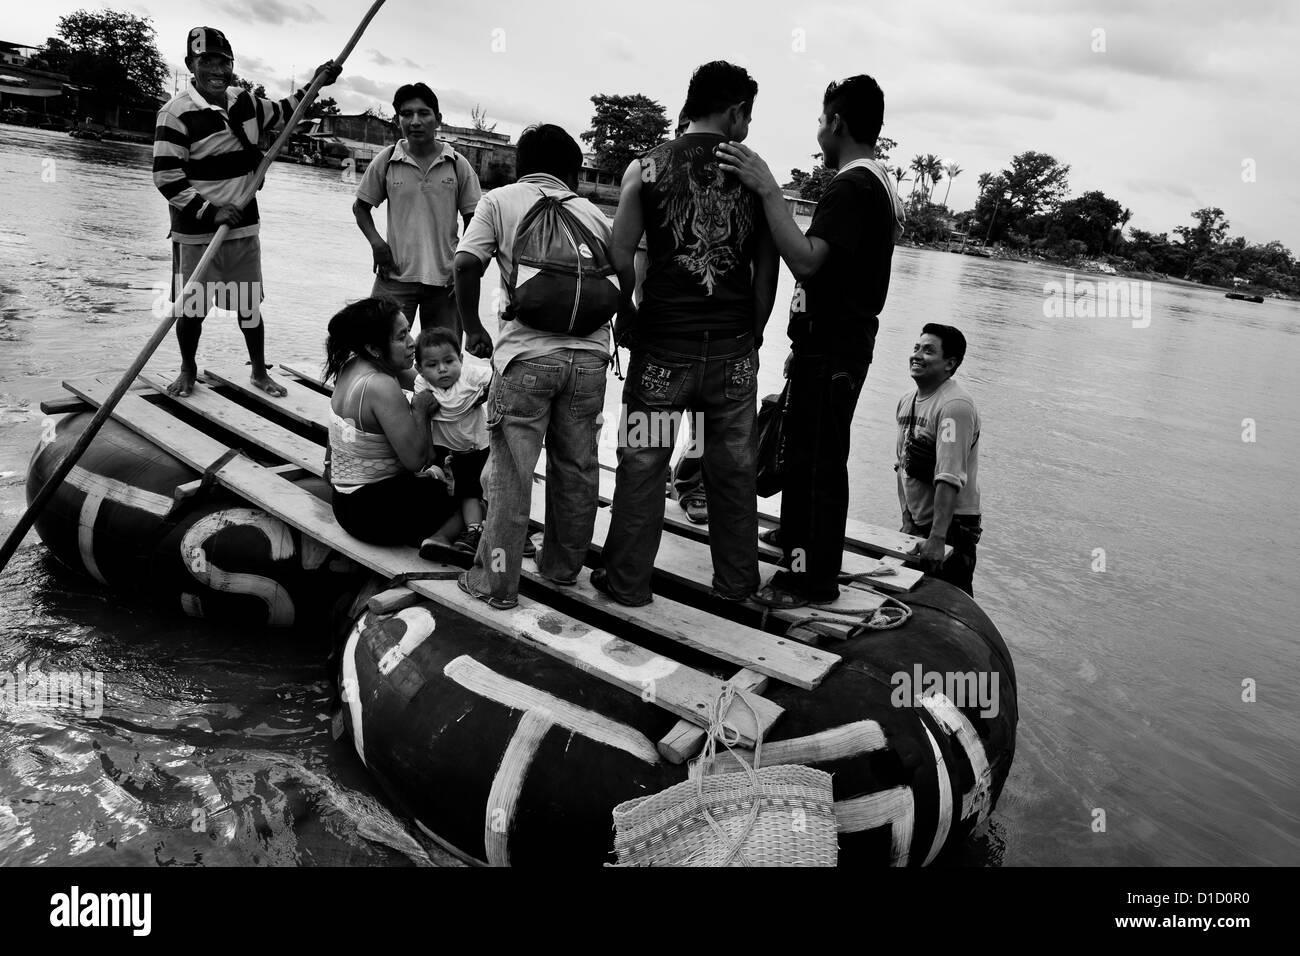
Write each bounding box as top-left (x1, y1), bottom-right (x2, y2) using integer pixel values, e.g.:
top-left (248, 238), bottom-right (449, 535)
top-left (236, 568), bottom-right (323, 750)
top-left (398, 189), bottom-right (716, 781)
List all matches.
top-left (413, 328), bottom-right (492, 558)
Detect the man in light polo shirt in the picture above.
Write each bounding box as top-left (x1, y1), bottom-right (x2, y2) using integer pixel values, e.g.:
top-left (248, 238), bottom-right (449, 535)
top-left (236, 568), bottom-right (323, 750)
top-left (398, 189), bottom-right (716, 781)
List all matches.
top-left (353, 83), bottom-right (481, 338)
top-left (450, 124), bottom-right (615, 610)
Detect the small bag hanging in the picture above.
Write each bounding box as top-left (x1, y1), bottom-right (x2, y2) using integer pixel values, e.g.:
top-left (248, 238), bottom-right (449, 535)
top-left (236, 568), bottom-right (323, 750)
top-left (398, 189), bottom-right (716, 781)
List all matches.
top-left (901, 392), bottom-right (937, 483)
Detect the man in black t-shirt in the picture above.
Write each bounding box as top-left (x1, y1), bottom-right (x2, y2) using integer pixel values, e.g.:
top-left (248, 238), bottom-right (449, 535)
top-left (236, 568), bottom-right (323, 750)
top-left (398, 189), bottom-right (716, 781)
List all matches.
top-left (717, 74), bottom-right (905, 607)
top-left (594, 62), bottom-right (779, 606)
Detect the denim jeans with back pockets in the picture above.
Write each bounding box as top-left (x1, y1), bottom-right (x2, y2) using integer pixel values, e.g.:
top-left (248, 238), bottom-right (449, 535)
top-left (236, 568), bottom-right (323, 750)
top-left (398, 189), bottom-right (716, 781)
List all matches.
top-left (601, 332), bottom-right (759, 603)
top-left (466, 349), bottom-right (608, 603)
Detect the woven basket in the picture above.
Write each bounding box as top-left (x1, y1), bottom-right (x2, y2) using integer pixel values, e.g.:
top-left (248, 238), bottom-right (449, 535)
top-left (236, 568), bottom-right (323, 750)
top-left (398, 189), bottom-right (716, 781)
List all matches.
top-left (611, 762), bottom-right (838, 866)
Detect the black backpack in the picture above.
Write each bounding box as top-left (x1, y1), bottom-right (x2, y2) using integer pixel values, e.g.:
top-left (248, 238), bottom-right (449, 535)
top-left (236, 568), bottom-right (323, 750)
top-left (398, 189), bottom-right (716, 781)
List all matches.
top-left (505, 189), bottom-right (619, 336)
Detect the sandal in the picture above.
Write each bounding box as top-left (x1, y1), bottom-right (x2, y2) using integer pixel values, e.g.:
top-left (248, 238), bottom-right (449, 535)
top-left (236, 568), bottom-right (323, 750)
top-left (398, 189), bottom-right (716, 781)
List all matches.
top-left (456, 570), bottom-right (517, 610)
top-left (750, 582), bottom-right (809, 609)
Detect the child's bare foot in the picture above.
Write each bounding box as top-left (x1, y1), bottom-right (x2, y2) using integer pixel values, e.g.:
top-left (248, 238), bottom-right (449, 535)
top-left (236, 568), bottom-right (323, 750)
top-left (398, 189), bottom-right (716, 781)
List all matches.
top-left (251, 370), bottom-right (287, 397)
top-left (166, 367), bottom-right (198, 397)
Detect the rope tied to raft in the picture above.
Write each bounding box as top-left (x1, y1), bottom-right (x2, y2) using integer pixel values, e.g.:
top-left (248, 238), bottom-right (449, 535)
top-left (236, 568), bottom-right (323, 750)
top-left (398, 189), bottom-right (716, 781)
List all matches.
top-left (851, 594), bottom-right (913, 632)
top-left (692, 683), bottom-right (764, 866)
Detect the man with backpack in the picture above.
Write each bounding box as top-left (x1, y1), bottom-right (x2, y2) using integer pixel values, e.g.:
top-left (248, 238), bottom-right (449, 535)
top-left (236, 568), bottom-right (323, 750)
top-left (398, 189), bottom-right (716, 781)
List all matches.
top-left (452, 124), bottom-right (619, 610)
top-left (594, 61), bottom-right (779, 606)
top-left (353, 82), bottom-right (482, 338)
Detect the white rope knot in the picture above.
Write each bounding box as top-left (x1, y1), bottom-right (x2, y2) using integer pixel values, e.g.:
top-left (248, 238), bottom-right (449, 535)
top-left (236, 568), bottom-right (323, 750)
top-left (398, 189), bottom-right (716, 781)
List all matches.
top-left (693, 683), bottom-right (765, 866)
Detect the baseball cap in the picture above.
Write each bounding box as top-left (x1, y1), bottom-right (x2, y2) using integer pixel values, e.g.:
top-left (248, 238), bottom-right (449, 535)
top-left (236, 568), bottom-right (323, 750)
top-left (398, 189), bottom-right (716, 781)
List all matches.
top-left (186, 27), bottom-right (234, 62)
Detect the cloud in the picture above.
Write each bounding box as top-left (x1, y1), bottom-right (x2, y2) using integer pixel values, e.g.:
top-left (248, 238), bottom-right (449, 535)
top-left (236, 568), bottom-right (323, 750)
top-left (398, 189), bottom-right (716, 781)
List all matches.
top-left (215, 0), bottom-right (325, 26)
top-left (237, 54), bottom-right (271, 74)
top-left (338, 74), bottom-right (389, 99)
top-left (365, 50), bottom-right (421, 70)
top-left (603, 32), bottom-right (636, 63)
top-left (1123, 177), bottom-right (1197, 200)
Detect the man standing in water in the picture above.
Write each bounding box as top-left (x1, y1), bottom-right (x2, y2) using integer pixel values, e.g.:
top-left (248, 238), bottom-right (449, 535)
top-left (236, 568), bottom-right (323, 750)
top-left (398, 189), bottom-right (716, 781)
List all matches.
top-left (153, 26), bottom-right (339, 397)
top-left (895, 324), bottom-right (982, 596)
top-left (596, 61), bottom-right (778, 606)
top-left (716, 74), bottom-right (905, 607)
top-left (353, 83), bottom-right (482, 339)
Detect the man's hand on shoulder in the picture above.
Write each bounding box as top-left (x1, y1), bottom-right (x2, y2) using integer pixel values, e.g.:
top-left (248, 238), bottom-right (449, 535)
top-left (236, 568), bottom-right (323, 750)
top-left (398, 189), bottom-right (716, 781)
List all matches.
top-left (714, 142), bottom-right (781, 200)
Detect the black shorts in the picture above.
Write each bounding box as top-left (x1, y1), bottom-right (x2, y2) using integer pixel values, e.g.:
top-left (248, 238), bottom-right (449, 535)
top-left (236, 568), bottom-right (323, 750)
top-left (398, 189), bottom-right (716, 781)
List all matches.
top-left (433, 445), bottom-right (490, 502)
top-left (331, 471), bottom-right (457, 547)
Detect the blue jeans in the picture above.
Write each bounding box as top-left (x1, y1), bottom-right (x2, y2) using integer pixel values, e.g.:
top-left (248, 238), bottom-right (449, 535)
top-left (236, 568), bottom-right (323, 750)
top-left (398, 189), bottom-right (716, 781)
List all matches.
top-left (602, 332), bottom-right (759, 602)
top-left (465, 349), bottom-right (608, 603)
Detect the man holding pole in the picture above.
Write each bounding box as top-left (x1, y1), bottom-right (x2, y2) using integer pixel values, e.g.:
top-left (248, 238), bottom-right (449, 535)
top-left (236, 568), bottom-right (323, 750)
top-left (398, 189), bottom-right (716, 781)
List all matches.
top-left (153, 26), bottom-right (340, 398)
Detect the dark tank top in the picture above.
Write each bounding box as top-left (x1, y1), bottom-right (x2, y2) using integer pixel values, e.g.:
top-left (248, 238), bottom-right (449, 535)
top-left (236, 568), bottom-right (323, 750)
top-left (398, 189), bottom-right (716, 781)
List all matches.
top-left (637, 133), bottom-right (764, 336)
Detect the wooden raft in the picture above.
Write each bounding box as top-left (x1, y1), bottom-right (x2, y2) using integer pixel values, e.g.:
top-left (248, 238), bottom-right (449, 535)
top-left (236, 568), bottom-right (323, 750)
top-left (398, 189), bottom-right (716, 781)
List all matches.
top-left (51, 363), bottom-right (929, 763)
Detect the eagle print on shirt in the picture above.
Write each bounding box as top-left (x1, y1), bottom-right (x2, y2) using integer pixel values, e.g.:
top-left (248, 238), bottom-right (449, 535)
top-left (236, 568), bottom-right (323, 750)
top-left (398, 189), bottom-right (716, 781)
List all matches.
top-left (646, 141), bottom-right (755, 295)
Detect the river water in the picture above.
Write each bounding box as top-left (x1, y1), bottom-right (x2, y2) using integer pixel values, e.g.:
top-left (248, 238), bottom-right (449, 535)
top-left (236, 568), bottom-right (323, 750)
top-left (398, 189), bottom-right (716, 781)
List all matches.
top-left (1, 126), bottom-right (1297, 867)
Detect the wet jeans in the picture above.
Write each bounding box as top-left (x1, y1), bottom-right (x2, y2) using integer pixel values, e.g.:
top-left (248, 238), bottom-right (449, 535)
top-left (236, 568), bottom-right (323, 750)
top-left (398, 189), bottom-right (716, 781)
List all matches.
top-left (769, 351), bottom-right (870, 602)
top-left (602, 332), bottom-right (759, 602)
top-left (465, 349), bottom-right (608, 603)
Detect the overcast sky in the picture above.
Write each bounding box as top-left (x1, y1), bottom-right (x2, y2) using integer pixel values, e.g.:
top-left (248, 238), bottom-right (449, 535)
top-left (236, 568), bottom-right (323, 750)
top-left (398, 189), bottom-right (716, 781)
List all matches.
top-left (9, 0), bottom-right (1298, 248)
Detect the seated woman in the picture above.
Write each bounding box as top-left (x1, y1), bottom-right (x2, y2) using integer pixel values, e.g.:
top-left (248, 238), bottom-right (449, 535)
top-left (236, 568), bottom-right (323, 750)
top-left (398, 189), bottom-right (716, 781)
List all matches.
top-left (324, 297), bottom-right (460, 549)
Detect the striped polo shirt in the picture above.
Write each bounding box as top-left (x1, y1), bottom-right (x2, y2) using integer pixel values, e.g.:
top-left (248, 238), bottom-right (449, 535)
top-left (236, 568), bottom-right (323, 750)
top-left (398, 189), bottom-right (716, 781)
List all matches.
top-left (153, 82), bottom-right (306, 243)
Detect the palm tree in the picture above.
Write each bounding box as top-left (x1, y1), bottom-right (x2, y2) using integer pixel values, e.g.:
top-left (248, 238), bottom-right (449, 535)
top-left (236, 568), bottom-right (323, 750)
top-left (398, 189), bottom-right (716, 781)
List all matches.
top-left (977, 172), bottom-right (993, 197)
top-left (941, 162), bottom-right (962, 209)
top-left (924, 154), bottom-right (943, 203)
top-left (1110, 206), bottom-right (1133, 253)
top-left (909, 154), bottom-right (928, 202)
top-left (891, 165), bottom-right (910, 190)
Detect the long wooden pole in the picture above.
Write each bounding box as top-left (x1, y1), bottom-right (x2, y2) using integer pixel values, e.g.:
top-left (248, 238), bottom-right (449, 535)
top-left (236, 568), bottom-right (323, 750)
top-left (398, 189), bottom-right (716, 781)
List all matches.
top-left (0, 0), bottom-right (387, 575)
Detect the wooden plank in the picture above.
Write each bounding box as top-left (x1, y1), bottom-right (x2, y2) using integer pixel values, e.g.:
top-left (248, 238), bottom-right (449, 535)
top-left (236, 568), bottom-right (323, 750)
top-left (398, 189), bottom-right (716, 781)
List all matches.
top-left (64, 374), bottom-right (780, 747)
top-left (42, 381), bottom-right (153, 415)
top-left (367, 586), bottom-right (423, 616)
top-left (658, 670), bottom-right (769, 765)
top-left (279, 363), bottom-right (330, 390)
top-left (138, 371), bottom-right (326, 477)
top-left (202, 367), bottom-right (331, 433)
top-left (172, 462), bottom-right (305, 508)
top-left (520, 563), bottom-right (838, 691)
top-left (528, 479), bottom-right (888, 622)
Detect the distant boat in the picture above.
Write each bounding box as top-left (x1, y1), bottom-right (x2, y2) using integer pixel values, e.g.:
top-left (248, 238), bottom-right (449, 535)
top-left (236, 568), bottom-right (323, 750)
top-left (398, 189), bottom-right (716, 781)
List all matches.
top-left (1226, 292), bottom-right (1264, 303)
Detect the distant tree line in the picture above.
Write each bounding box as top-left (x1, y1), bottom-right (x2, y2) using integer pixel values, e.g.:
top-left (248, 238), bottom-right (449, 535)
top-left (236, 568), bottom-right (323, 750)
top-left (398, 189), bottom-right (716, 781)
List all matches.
top-left (784, 139), bottom-right (1298, 294)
